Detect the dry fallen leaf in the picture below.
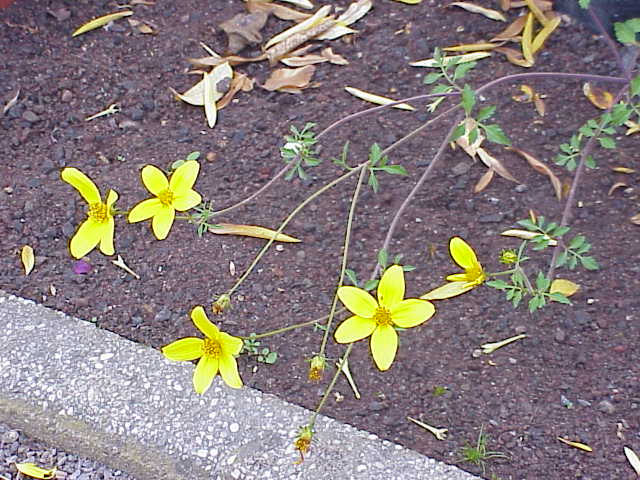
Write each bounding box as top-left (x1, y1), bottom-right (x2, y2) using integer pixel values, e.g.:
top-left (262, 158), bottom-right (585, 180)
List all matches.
top-left (21, 245), bottom-right (34, 275)
top-left (450, 2), bottom-right (507, 21)
top-left (217, 72), bottom-right (254, 109)
top-left (612, 166), bottom-right (636, 174)
top-left (2, 88), bottom-right (19, 116)
top-left (531, 14), bottom-right (561, 53)
top-left (203, 68), bottom-right (217, 128)
top-left (501, 229), bottom-right (558, 244)
top-left (344, 86), bottom-right (415, 110)
top-left (112, 255), bottom-right (140, 279)
top-left (264, 5), bottom-right (331, 50)
top-left (507, 146), bottom-right (561, 199)
top-left (263, 65), bottom-right (316, 92)
top-left (321, 47), bottom-right (349, 65)
top-left (491, 14), bottom-right (526, 41)
top-left (494, 46), bottom-right (534, 67)
top-left (474, 168), bottom-right (495, 192)
top-left (278, 0), bottom-right (314, 8)
top-left (128, 18), bottom-right (157, 35)
top-left (521, 12), bottom-right (534, 63)
top-left (624, 120), bottom-right (640, 135)
top-left (624, 446), bottom-right (640, 475)
top-left (171, 62), bottom-right (233, 107)
top-left (454, 117), bottom-right (485, 158)
top-left (557, 437), bottom-right (592, 452)
top-left (608, 182), bottom-right (628, 196)
top-left (583, 82), bottom-right (614, 109)
top-left (443, 42), bottom-right (501, 52)
top-left (72, 11), bottom-right (133, 37)
top-left (477, 148), bottom-right (519, 183)
top-left (391, 0), bottom-right (423, 4)
top-left (318, 0), bottom-right (372, 40)
top-left (630, 213), bottom-right (640, 225)
top-left (265, 18), bottom-right (336, 65)
top-left (280, 53), bottom-right (329, 67)
top-left (524, 0), bottom-right (548, 25)
top-left (410, 51), bottom-right (492, 67)
top-left (247, 0), bottom-right (312, 21)
top-left (510, 0), bottom-right (552, 9)
top-left (550, 278), bottom-right (580, 297)
top-left (209, 223), bottom-right (301, 242)
top-left (220, 11), bottom-right (269, 54)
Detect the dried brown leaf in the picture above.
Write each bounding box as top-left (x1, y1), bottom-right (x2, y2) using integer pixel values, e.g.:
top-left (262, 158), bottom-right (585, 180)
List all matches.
top-left (246, 0), bottom-right (312, 21)
top-left (509, 0), bottom-right (552, 9)
top-left (209, 223), bottom-right (301, 242)
top-left (264, 4), bottom-right (331, 50)
top-left (583, 82), bottom-right (614, 109)
top-left (531, 14), bottom-right (561, 52)
top-left (608, 182), bottom-right (628, 196)
top-left (220, 11), bottom-right (268, 53)
top-left (500, 0), bottom-right (511, 10)
top-left (474, 168), bottom-right (495, 192)
top-left (524, 0), bottom-right (548, 25)
top-left (631, 213), bottom-right (640, 225)
top-left (611, 166), bottom-right (635, 174)
top-left (345, 86), bottom-right (415, 110)
top-left (491, 14), bottom-right (526, 41)
top-left (494, 46), bottom-right (534, 67)
top-left (443, 42), bottom-right (501, 52)
top-left (265, 18), bottom-right (336, 65)
top-left (280, 53), bottom-right (328, 67)
top-left (321, 47), bottom-right (349, 64)
top-left (477, 147), bottom-right (519, 183)
top-left (455, 117), bottom-right (484, 157)
top-left (450, 2), bottom-right (507, 21)
top-left (507, 146), bottom-right (561, 199)
top-left (318, 0), bottom-right (372, 40)
top-left (21, 245), bottom-right (34, 275)
top-left (263, 65), bottom-right (316, 92)
top-left (172, 62), bottom-right (233, 106)
top-left (522, 12), bottom-right (534, 63)
top-left (217, 73), bottom-right (254, 109)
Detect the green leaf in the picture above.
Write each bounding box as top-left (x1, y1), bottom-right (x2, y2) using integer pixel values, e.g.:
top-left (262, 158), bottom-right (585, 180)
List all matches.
top-left (402, 265), bottom-right (416, 272)
top-left (517, 219), bottom-right (538, 230)
top-left (550, 292), bottom-right (572, 305)
top-left (378, 249), bottom-right (389, 269)
top-left (528, 295), bottom-right (542, 313)
top-left (598, 137), bottom-right (616, 149)
top-left (535, 272), bottom-right (550, 291)
top-left (453, 61), bottom-right (476, 81)
top-left (631, 74), bottom-right (640, 97)
top-left (265, 351), bottom-right (278, 364)
top-left (423, 72), bottom-right (443, 85)
top-left (364, 279), bottom-right (379, 291)
top-left (483, 124), bottom-right (511, 145)
top-left (555, 251), bottom-right (568, 268)
top-left (171, 159), bottom-right (185, 170)
top-left (614, 18), bottom-right (640, 44)
top-left (476, 105), bottom-right (496, 122)
top-left (580, 256), bottom-right (599, 270)
top-left (486, 279), bottom-right (509, 290)
top-left (569, 235), bottom-right (586, 249)
top-left (578, 0), bottom-right (590, 7)
top-left (461, 84), bottom-right (476, 116)
top-left (368, 143), bottom-right (383, 166)
top-left (186, 151), bottom-right (201, 161)
top-left (345, 269), bottom-right (358, 286)
top-left (585, 155), bottom-right (597, 169)
top-left (379, 164), bottom-right (408, 175)
top-left (451, 122), bottom-right (466, 142)
top-left (368, 171), bottom-right (379, 193)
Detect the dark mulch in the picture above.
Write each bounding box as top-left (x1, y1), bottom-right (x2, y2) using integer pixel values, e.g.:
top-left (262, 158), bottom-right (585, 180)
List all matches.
top-left (1, 1), bottom-right (639, 479)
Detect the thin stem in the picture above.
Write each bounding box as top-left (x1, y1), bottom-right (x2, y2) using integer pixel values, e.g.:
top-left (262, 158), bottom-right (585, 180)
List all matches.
top-left (586, 5), bottom-right (624, 74)
top-left (226, 163), bottom-right (367, 298)
top-left (310, 343), bottom-right (354, 429)
top-left (319, 166), bottom-right (368, 356)
top-left (239, 309), bottom-right (345, 340)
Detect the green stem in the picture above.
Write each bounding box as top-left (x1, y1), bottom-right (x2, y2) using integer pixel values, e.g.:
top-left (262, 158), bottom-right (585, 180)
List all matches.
top-left (226, 163), bottom-right (368, 298)
top-left (238, 309), bottom-right (345, 340)
top-left (319, 166), bottom-right (368, 357)
top-left (310, 343), bottom-right (354, 429)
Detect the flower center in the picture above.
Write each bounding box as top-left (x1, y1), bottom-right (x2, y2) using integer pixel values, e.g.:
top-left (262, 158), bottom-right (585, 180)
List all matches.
top-left (88, 202), bottom-right (109, 223)
top-left (158, 188), bottom-right (174, 206)
top-left (372, 306), bottom-right (392, 326)
top-left (202, 338), bottom-right (222, 359)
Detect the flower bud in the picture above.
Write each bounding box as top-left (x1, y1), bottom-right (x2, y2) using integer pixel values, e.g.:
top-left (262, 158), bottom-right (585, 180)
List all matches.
top-left (307, 355), bottom-right (326, 383)
top-left (499, 249), bottom-right (518, 264)
top-left (212, 294), bottom-right (231, 314)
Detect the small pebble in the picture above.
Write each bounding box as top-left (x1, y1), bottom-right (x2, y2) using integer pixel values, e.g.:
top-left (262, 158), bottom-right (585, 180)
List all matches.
top-left (597, 400), bottom-right (615, 414)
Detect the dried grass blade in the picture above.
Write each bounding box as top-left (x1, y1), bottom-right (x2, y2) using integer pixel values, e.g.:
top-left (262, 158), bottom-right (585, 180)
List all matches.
top-left (209, 223), bottom-right (301, 242)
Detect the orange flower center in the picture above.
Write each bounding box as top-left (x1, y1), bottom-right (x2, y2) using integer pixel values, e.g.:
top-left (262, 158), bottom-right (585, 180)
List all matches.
top-left (372, 306), bottom-right (392, 326)
top-left (88, 202), bottom-right (109, 223)
top-left (158, 188), bottom-right (175, 206)
top-left (202, 338), bottom-right (222, 359)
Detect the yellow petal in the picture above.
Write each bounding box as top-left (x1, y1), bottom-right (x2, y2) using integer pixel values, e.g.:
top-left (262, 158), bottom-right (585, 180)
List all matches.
top-left (21, 245), bottom-right (35, 275)
top-left (98, 217), bottom-right (115, 256)
top-left (141, 165), bottom-right (169, 196)
top-left (334, 315), bottom-right (376, 343)
top-left (377, 265), bottom-right (405, 309)
top-left (219, 331), bottom-right (244, 356)
top-left (370, 324), bottom-right (398, 371)
top-left (173, 189), bottom-right (202, 211)
top-left (191, 306), bottom-right (219, 339)
top-left (15, 463), bottom-right (56, 479)
top-left (72, 10), bottom-right (133, 37)
top-left (151, 206), bottom-right (175, 240)
top-left (391, 299), bottom-right (435, 328)
top-left (218, 354), bottom-right (243, 388)
top-left (61, 167), bottom-right (101, 204)
top-left (445, 272), bottom-right (470, 282)
top-left (70, 218), bottom-right (103, 259)
top-left (170, 160), bottom-right (200, 195)
top-left (337, 286), bottom-right (378, 317)
top-left (162, 337), bottom-right (204, 361)
top-left (128, 198), bottom-right (163, 223)
top-left (449, 237), bottom-right (479, 271)
top-left (193, 355), bottom-right (218, 394)
top-left (421, 281), bottom-right (474, 300)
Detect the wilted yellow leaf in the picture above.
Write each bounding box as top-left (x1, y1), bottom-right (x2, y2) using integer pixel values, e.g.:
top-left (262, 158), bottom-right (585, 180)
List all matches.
top-left (491, 15), bottom-right (526, 41)
top-left (263, 65), bottom-right (316, 92)
top-left (474, 168), bottom-right (495, 192)
top-left (444, 42), bottom-right (501, 52)
top-left (455, 117), bottom-right (485, 157)
top-left (624, 446), bottom-right (640, 475)
top-left (494, 46), bottom-right (534, 67)
top-left (608, 182), bottom-right (628, 196)
top-left (247, 1), bottom-right (312, 21)
top-left (500, 229), bottom-right (558, 245)
top-left (524, 0), bottom-right (548, 25)
top-left (278, 0), bottom-right (314, 8)
top-left (411, 51), bottom-right (491, 67)
top-left (583, 82), bottom-right (614, 109)
top-left (318, 0), bottom-right (372, 40)
top-left (531, 15), bottom-right (561, 53)
top-left (203, 69), bottom-right (217, 128)
top-left (557, 437), bottom-right (592, 452)
top-left (72, 11), bottom-right (133, 37)
top-left (391, 0), bottom-right (422, 3)
top-left (21, 245), bottom-right (34, 276)
top-left (171, 62), bottom-right (233, 106)
top-left (450, 2), bottom-right (507, 21)
top-left (217, 72), bottom-right (254, 109)
top-left (264, 5), bottom-right (331, 50)
top-left (16, 463), bottom-right (56, 479)
top-left (550, 279), bottom-right (580, 297)
top-left (522, 12), bottom-right (534, 63)
top-left (345, 86), bottom-right (415, 110)
top-left (209, 223), bottom-right (301, 242)
top-left (611, 166), bottom-right (635, 174)
top-left (624, 120), bottom-right (640, 135)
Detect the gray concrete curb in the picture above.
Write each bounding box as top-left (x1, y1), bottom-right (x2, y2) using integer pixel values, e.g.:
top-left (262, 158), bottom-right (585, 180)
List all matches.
top-left (0, 292), bottom-right (481, 480)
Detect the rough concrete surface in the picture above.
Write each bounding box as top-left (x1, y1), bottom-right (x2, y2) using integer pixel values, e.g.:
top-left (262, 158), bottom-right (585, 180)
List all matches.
top-left (0, 292), bottom-right (481, 480)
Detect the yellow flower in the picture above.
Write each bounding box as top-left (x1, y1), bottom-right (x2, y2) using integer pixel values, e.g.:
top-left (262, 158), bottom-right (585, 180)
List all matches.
top-left (422, 237), bottom-right (485, 300)
top-left (128, 160), bottom-right (202, 240)
top-left (61, 167), bottom-right (118, 259)
top-left (334, 265), bottom-right (435, 371)
top-left (161, 306), bottom-right (243, 393)
top-left (294, 425), bottom-right (314, 463)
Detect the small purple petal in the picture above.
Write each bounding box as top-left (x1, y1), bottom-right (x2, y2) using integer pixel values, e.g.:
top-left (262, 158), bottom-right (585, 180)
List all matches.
top-left (73, 259), bottom-right (92, 274)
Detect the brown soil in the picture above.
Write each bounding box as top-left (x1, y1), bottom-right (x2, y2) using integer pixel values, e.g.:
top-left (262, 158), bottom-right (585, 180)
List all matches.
top-left (1, 1), bottom-right (639, 479)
